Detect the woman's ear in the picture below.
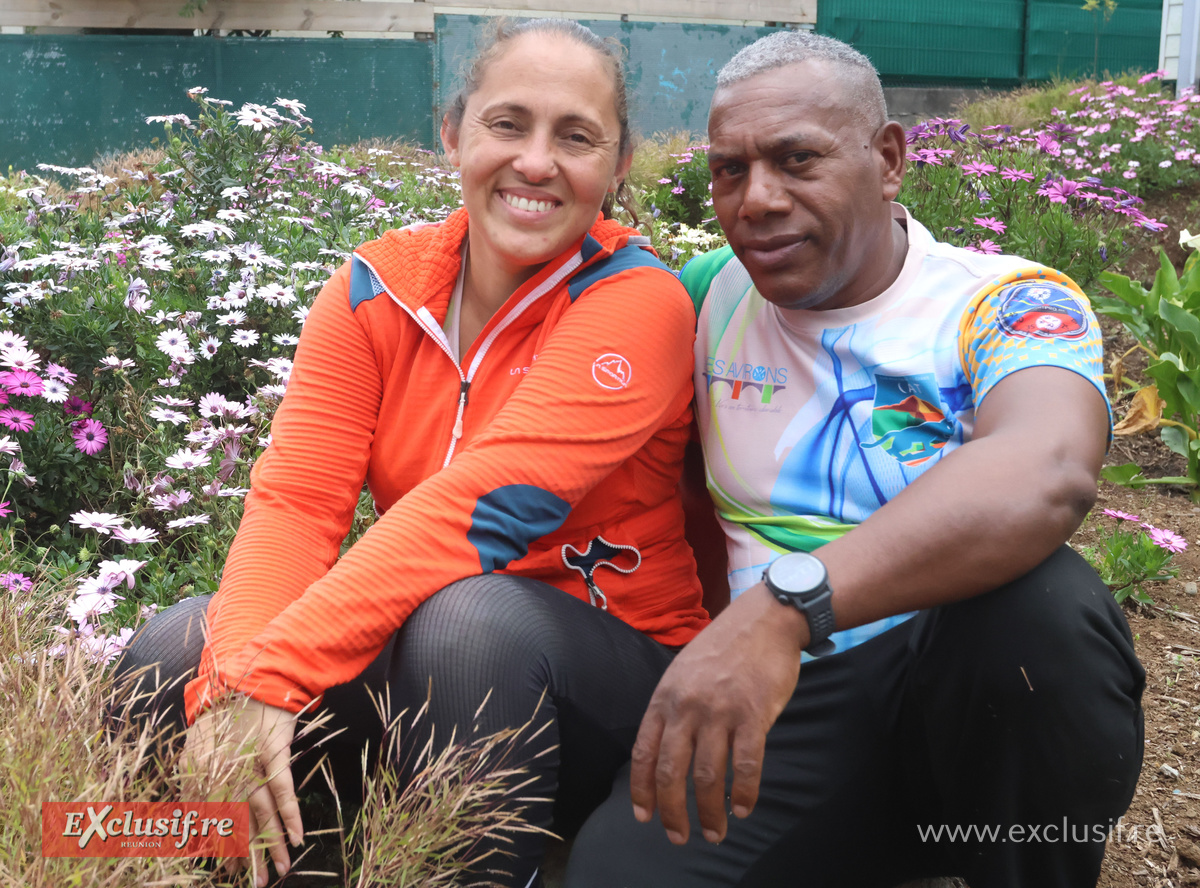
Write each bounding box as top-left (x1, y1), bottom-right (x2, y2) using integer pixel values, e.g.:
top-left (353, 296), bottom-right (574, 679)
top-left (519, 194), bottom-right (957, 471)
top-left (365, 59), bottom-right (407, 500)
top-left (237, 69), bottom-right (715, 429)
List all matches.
top-left (440, 114), bottom-right (461, 167)
top-left (612, 150), bottom-right (634, 193)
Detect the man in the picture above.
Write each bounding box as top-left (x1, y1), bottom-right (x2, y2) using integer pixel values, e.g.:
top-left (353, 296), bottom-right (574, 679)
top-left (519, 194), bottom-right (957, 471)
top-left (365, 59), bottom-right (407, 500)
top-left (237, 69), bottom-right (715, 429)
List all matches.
top-left (566, 31), bottom-right (1144, 888)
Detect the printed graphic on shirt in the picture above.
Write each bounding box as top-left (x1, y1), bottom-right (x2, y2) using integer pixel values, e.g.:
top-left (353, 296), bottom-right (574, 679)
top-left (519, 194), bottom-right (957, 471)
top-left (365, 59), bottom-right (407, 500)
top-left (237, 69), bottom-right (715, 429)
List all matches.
top-left (592, 353), bottom-right (632, 390)
top-left (704, 357), bottom-right (789, 406)
top-left (995, 281), bottom-right (1089, 341)
top-left (862, 374), bottom-right (956, 466)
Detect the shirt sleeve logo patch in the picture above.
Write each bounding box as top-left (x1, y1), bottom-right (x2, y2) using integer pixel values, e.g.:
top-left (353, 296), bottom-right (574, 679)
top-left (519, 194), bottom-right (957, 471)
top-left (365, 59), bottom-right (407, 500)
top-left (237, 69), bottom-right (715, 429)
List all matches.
top-left (592, 353), bottom-right (632, 390)
top-left (995, 282), bottom-right (1089, 341)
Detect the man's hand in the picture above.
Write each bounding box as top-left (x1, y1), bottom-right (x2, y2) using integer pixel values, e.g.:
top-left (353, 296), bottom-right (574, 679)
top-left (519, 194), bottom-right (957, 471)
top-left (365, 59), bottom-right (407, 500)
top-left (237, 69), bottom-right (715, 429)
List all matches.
top-left (182, 697), bottom-right (303, 887)
top-left (630, 583), bottom-right (806, 845)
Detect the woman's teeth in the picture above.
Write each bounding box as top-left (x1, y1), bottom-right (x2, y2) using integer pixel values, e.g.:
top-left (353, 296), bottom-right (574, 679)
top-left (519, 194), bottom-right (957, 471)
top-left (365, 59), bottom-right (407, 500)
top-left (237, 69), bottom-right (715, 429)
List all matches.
top-left (504, 194), bottom-right (555, 213)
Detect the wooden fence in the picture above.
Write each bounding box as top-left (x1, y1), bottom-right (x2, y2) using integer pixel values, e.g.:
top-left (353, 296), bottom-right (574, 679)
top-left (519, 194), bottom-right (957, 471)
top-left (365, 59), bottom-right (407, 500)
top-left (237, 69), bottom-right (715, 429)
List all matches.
top-left (1, 0), bottom-right (816, 31)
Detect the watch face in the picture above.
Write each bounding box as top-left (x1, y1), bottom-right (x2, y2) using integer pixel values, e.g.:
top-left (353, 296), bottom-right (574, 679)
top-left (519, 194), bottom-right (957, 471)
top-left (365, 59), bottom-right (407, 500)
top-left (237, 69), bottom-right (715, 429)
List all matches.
top-left (770, 553), bottom-right (826, 594)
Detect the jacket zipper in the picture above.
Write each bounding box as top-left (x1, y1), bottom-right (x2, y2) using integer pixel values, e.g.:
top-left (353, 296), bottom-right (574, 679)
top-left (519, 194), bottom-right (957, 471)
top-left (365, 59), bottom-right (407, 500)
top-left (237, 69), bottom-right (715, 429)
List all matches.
top-left (353, 248), bottom-right (588, 467)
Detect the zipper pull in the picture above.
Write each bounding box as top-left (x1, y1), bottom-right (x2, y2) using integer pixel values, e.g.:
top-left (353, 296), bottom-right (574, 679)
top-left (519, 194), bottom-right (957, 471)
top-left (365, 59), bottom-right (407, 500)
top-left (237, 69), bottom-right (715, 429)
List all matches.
top-left (585, 576), bottom-right (608, 611)
top-left (452, 380), bottom-right (471, 439)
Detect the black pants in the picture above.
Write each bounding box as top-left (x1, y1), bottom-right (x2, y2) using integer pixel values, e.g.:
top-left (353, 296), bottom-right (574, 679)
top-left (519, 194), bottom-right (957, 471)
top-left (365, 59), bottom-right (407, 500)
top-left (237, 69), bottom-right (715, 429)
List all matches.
top-left (566, 546), bottom-right (1146, 888)
top-left (113, 574), bottom-right (676, 887)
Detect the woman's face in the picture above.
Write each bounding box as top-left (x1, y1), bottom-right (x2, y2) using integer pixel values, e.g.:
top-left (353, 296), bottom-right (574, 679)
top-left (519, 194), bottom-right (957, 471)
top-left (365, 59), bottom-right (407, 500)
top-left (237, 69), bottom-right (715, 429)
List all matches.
top-left (442, 33), bottom-right (631, 284)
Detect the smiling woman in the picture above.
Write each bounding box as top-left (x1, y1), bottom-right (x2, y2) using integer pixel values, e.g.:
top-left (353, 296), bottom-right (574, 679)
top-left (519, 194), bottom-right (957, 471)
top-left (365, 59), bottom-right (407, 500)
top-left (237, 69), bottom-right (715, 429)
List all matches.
top-left (115, 17), bottom-right (708, 888)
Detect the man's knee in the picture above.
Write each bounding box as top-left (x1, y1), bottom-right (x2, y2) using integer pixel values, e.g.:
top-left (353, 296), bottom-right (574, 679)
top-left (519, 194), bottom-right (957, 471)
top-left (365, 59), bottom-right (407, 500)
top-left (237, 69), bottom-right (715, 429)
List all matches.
top-left (914, 546), bottom-right (1141, 692)
top-left (911, 547), bottom-right (1144, 811)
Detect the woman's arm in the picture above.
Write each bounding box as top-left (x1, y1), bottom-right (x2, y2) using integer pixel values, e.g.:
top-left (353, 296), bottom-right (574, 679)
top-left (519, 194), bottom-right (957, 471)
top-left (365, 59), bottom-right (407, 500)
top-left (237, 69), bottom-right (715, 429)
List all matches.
top-left (185, 261), bottom-right (381, 721)
top-left (190, 262), bottom-right (697, 717)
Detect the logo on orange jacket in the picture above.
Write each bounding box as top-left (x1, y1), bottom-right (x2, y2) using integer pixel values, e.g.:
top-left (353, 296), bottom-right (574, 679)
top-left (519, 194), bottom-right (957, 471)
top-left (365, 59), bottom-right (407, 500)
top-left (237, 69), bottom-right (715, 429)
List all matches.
top-left (592, 353), bottom-right (632, 390)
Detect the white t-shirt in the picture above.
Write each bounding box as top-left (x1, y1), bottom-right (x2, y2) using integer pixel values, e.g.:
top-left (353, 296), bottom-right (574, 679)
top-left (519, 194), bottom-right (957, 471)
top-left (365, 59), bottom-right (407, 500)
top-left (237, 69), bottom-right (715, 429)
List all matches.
top-left (683, 206), bottom-right (1109, 655)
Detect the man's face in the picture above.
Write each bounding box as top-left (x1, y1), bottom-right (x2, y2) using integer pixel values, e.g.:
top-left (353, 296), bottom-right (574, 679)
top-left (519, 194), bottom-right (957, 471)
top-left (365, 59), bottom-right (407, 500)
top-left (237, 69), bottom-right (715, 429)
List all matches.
top-left (707, 60), bottom-right (905, 311)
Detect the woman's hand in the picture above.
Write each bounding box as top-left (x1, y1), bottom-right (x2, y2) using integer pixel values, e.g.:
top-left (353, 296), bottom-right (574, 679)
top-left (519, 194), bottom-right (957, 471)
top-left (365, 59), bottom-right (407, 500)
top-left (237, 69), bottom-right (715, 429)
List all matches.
top-left (182, 697), bottom-right (304, 887)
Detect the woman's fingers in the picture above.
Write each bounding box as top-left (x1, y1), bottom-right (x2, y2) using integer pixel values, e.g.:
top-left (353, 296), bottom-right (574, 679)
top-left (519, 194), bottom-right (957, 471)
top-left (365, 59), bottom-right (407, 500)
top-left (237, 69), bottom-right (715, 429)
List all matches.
top-left (248, 783), bottom-right (289, 884)
top-left (259, 717), bottom-right (303, 848)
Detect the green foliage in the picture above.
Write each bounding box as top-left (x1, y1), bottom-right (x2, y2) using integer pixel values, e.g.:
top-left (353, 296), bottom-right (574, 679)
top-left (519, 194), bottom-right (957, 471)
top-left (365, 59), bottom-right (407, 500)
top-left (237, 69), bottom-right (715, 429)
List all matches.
top-left (1095, 247), bottom-right (1200, 495)
top-left (1081, 510), bottom-right (1179, 606)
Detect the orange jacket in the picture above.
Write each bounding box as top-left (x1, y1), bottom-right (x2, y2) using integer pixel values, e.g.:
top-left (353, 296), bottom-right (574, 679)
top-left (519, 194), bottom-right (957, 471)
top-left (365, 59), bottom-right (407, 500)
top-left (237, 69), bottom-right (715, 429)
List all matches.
top-left (184, 210), bottom-right (708, 721)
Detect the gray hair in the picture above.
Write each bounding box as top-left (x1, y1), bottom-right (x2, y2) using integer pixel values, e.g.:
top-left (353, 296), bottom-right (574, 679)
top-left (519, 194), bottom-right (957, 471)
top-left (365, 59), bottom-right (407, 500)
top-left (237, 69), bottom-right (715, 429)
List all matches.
top-left (716, 30), bottom-right (887, 129)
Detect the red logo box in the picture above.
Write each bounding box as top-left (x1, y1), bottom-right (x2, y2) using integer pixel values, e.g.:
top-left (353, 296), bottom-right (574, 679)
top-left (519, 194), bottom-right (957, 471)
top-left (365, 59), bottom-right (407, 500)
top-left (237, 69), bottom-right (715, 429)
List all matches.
top-left (42, 802), bottom-right (249, 858)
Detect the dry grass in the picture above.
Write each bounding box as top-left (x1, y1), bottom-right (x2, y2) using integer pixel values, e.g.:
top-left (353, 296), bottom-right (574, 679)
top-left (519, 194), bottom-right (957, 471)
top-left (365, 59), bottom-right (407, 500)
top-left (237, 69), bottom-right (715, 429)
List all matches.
top-left (0, 581), bottom-right (547, 887)
top-left (956, 73), bottom-right (1153, 132)
top-left (347, 693), bottom-right (553, 887)
top-left (0, 585), bottom-right (212, 887)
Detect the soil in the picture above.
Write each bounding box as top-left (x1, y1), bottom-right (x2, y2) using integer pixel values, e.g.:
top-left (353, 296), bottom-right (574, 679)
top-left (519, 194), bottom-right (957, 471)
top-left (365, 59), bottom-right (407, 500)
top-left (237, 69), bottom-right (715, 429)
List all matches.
top-left (1086, 186), bottom-right (1200, 886)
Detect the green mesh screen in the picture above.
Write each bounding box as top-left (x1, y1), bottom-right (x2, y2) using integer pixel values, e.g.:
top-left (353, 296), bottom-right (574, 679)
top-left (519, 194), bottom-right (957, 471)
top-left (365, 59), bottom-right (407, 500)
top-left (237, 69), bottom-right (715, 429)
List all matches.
top-left (0, 34), bottom-right (434, 172)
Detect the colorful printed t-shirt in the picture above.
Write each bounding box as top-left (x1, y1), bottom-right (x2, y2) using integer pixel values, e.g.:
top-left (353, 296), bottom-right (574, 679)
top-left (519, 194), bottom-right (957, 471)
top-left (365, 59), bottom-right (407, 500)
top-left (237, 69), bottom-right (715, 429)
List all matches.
top-left (684, 206), bottom-right (1110, 656)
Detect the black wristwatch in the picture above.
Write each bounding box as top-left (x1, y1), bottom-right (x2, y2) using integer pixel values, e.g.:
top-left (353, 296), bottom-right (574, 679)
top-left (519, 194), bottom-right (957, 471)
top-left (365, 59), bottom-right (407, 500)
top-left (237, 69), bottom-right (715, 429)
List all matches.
top-left (762, 552), bottom-right (837, 657)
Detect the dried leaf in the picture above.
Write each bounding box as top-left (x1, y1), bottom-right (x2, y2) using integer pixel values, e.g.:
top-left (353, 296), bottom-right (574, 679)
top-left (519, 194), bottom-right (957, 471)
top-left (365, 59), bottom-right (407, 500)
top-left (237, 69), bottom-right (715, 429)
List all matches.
top-left (1110, 352), bottom-right (1126, 392)
top-left (1114, 385), bottom-right (1165, 436)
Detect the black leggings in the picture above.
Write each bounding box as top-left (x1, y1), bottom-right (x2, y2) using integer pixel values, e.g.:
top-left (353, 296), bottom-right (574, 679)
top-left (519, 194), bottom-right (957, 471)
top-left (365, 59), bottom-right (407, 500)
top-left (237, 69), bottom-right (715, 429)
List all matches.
top-left (567, 545), bottom-right (1146, 888)
top-left (114, 574), bottom-right (676, 887)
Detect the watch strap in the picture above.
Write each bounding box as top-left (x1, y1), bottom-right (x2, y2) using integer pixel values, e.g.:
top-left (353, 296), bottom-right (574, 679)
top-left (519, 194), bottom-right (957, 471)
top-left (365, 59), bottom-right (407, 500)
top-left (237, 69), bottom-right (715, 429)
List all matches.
top-left (797, 589), bottom-right (837, 656)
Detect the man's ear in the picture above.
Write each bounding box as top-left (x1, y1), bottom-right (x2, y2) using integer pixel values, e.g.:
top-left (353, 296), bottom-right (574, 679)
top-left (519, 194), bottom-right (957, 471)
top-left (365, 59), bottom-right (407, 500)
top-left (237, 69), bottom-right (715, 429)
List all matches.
top-left (440, 114), bottom-right (461, 168)
top-left (874, 121), bottom-right (907, 202)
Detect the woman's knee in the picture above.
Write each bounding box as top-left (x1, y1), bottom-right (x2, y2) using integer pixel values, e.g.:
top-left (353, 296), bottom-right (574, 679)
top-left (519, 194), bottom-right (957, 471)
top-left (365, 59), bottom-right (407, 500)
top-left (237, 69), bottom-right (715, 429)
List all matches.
top-left (112, 594), bottom-right (212, 731)
top-left (397, 575), bottom-right (565, 680)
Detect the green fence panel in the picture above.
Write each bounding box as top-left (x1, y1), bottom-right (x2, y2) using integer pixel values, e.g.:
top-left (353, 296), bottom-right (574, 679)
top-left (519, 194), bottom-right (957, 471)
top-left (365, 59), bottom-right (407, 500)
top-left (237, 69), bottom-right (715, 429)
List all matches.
top-left (0, 35), bottom-right (435, 173)
top-left (1026, 2), bottom-right (1162, 81)
top-left (434, 14), bottom-right (780, 140)
top-left (816, 0), bottom-right (1026, 83)
top-left (817, 0), bottom-right (1161, 85)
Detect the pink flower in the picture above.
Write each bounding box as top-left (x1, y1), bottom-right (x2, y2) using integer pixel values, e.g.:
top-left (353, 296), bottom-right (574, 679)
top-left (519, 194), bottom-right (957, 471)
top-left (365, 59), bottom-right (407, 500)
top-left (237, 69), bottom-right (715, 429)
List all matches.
top-left (1102, 509), bottom-right (1140, 522)
top-left (0, 501), bottom-right (10, 518)
top-left (1001, 167), bottom-right (1034, 182)
top-left (0, 408), bottom-right (34, 432)
top-left (0, 572), bottom-right (31, 592)
top-left (4, 370), bottom-right (43, 398)
top-left (1037, 179), bottom-right (1081, 204)
top-left (1144, 525), bottom-right (1188, 553)
top-left (961, 161), bottom-right (997, 177)
top-left (965, 239), bottom-right (1002, 255)
top-left (44, 363), bottom-right (76, 385)
top-left (72, 419), bottom-right (108, 455)
top-left (973, 216), bottom-right (1007, 234)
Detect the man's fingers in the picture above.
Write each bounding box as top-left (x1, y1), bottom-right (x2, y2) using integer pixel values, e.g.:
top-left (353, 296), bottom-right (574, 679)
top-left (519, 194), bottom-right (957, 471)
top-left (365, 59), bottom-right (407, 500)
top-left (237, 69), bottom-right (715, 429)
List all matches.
top-left (691, 725), bottom-right (731, 843)
top-left (728, 724), bottom-right (768, 820)
top-left (629, 709), bottom-right (665, 823)
top-left (654, 718), bottom-right (698, 845)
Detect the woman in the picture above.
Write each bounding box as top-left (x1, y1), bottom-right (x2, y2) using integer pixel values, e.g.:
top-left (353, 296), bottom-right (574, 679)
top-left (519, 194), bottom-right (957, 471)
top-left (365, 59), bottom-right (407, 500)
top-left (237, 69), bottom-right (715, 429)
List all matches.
top-left (117, 18), bottom-right (708, 888)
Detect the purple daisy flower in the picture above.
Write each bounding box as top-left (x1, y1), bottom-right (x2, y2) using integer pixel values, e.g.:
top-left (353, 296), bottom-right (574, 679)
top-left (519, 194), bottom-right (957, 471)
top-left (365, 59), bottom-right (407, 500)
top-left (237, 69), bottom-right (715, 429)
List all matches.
top-left (0, 408), bottom-right (34, 432)
top-left (63, 396), bottom-right (93, 417)
top-left (72, 419), bottom-right (108, 456)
